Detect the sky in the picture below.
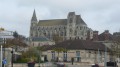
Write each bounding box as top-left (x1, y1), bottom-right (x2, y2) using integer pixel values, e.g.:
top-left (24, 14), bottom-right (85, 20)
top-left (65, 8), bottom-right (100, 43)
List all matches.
top-left (0, 0), bottom-right (120, 37)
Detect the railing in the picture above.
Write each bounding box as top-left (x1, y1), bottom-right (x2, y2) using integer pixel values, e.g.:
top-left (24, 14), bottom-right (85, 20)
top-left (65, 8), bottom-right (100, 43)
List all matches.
top-left (8, 63), bottom-right (57, 67)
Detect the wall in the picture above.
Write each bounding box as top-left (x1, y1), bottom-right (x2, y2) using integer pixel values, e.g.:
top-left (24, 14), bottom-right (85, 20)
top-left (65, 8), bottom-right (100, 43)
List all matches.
top-left (43, 49), bottom-right (110, 64)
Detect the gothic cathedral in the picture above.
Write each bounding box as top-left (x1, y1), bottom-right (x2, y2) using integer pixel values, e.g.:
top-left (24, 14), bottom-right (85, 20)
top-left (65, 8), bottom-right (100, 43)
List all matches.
top-left (30, 10), bottom-right (93, 40)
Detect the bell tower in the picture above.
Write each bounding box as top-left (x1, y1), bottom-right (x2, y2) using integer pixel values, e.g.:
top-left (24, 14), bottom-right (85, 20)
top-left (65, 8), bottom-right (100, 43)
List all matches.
top-left (66, 12), bottom-right (76, 39)
top-left (30, 9), bottom-right (38, 37)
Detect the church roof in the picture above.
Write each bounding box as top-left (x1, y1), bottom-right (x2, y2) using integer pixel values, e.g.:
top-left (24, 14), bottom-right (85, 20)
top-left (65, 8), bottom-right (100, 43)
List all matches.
top-left (76, 15), bottom-right (87, 25)
top-left (38, 19), bottom-right (67, 26)
top-left (31, 36), bottom-right (50, 41)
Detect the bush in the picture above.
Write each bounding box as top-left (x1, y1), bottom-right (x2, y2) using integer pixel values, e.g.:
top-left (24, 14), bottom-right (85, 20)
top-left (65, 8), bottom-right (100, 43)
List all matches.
top-left (14, 58), bottom-right (30, 63)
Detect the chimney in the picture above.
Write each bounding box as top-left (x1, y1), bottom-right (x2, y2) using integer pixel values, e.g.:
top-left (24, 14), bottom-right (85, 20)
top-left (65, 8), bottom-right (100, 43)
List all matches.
top-left (104, 30), bottom-right (109, 40)
top-left (93, 31), bottom-right (98, 41)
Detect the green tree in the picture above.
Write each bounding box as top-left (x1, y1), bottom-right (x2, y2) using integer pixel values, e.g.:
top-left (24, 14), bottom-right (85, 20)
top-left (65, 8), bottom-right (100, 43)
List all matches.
top-left (20, 47), bottom-right (38, 62)
top-left (53, 47), bottom-right (64, 62)
top-left (36, 46), bottom-right (45, 67)
top-left (13, 31), bottom-right (19, 38)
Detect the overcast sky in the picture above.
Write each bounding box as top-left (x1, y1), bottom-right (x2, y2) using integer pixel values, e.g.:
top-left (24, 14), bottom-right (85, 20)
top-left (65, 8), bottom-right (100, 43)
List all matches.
top-left (0, 0), bottom-right (120, 37)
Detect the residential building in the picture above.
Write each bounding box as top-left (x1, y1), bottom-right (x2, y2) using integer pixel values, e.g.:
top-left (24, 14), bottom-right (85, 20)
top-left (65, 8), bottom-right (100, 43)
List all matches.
top-left (0, 28), bottom-right (14, 45)
top-left (42, 40), bottom-right (110, 64)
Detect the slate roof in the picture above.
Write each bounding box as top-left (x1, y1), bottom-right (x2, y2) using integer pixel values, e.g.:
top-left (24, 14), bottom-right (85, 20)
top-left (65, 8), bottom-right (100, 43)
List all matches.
top-left (31, 37), bottom-right (49, 41)
top-left (38, 19), bottom-right (67, 26)
top-left (45, 39), bottom-right (109, 51)
top-left (76, 15), bottom-right (87, 25)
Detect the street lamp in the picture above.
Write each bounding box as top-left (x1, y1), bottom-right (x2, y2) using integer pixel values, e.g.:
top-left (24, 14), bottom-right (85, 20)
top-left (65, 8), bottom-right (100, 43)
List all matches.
top-left (38, 44), bottom-right (41, 67)
top-left (11, 47), bottom-right (13, 67)
top-left (104, 45), bottom-right (107, 67)
top-left (0, 44), bottom-right (3, 67)
top-left (3, 38), bottom-right (6, 67)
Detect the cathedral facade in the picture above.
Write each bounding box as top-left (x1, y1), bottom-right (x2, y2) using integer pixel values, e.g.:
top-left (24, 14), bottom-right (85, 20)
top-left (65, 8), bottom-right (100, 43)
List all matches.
top-left (30, 10), bottom-right (93, 40)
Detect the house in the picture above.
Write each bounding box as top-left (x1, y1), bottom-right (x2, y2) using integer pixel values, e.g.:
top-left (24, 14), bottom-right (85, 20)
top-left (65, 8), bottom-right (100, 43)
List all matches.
top-left (42, 39), bottom-right (111, 64)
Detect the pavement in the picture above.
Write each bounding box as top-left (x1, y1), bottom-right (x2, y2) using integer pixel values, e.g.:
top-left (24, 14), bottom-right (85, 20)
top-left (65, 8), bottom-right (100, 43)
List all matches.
top-left (7, 62), bottom-right (92, 67)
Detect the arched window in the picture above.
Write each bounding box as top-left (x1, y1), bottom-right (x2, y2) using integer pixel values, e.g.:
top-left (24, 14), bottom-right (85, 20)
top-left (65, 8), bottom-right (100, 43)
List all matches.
top-left (70, 18), bottom-right (72, 23)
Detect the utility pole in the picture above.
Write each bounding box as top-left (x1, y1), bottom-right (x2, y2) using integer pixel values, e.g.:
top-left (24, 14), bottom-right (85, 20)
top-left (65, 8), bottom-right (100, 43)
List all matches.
top-left (1, 45), bottom-right (3, 67)
top-left (3, 38), bottom-right (6, 67)
top-left (104, 46), bottom-right (107, 67)
top-left (38, 44), bottom-right (41, 67)
top-left (38, 50), bottom-right (41, 67)
top-left (11, 47), bottom-right (13, 67)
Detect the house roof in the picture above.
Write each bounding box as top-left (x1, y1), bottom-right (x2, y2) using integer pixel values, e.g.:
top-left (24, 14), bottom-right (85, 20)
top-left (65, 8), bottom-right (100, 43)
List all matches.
top-left (45, 39), bottom-right (109, 51)
top-left (98, 32), bottom-right (113, 41)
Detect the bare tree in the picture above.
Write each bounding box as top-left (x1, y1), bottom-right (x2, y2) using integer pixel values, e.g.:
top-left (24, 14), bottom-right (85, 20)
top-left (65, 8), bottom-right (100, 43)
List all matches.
top-left (110, 36), bottom-right (120, 61)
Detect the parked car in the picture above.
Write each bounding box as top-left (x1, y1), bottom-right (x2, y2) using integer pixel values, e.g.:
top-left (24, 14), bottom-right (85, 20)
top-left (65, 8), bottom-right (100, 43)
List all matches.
top-left (106, 62), bottom-right (118, 67)
top-left (56, 62), bottom-right (65, 67)
top-left (91, 64), bottom-right (99, 67)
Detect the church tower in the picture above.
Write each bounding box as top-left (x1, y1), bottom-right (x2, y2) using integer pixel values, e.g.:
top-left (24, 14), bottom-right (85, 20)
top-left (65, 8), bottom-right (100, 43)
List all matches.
top-left (30, 9), bottom-right (38, 37)
top-left (66, 12), bottom-right (76, 39)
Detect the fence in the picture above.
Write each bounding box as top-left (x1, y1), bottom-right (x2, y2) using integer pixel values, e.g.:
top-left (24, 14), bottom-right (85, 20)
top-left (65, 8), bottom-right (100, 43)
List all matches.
top-left (8, 63), bottom-right (57, 67)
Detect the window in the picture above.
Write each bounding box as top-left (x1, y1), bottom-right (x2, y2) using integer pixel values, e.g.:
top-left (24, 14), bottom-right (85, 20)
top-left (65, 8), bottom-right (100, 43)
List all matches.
top-left (63, 52), bottom-right (67, 62)
top-left (70, 29), bottom-right (73, 33)
top-left (70, 18), bottom-right (72, 23)
top-left (76, 51), bottom-right (81, 62)
top-left (51, 51), bottom-right (55, 60)
top-left (60, 32), bottom-right (64, 36)
top-left (80, 27), bottom-right (82, 30)
top-left (33, 43), bottom-right (34, 46)
top-left (76, 51), bottom-right (80, 57)
top-left (88, 51), bottom-right (91, 58)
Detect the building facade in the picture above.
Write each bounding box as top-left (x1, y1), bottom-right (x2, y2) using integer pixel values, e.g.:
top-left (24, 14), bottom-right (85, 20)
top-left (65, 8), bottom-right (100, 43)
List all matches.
top-left (42, 40), bottom-right (110, 64)
top-left (30, 10), bottom-right (93, 40)
top-left (0, 28), bottom-right (14, 44)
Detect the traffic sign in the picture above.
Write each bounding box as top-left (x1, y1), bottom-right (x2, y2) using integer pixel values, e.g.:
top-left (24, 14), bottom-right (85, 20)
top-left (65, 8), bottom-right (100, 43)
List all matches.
top-left (2, 59), bottom-right (7, 64)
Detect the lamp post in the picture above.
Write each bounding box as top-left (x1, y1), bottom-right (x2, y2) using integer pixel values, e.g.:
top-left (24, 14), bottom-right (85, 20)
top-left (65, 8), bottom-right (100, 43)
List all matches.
top-left (38, 50), bottom-right (41, 67)
top-left (3, 38), bottom-right (6, 67)
top-left (1, 45), bottom-right (3, 67)
top-left (11, 47), bottom-right (13, 67)
top-left (104, 45), bottom-right (107, 67)
top-left (38, 44), bottom-right (41, 67)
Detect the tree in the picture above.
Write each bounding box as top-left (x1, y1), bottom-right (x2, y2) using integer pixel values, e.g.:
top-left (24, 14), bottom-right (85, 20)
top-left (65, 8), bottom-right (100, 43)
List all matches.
top-left (4, 38), bottom-right (27, 48)
top-left (0, 27), bottom-right (4, 31)
top-left (110, 36), bottom-right (120, 61)
top-left (13, 31), bottom-right (19, 38)
top-left (53, 47), bottom-right (65, 62)
top-left (36, 46), bottom-right (45, 67)
top-left (19, 47), bottom-right (38, 62)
